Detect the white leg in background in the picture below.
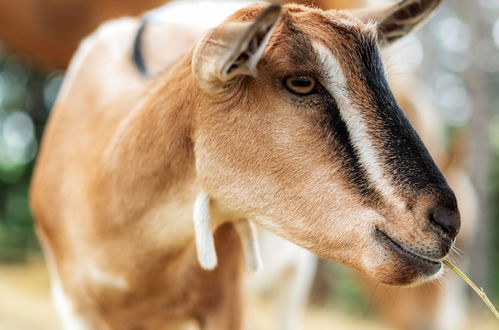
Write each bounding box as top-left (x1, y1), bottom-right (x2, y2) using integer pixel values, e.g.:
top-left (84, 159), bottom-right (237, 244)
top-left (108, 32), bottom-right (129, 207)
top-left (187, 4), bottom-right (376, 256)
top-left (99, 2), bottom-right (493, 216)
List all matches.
top-left (279, 249), bottom-right (318, 330)
top-left (436, 269), bottom-right (468, 330)
top-left (235, 218), bottom-right (262, 273)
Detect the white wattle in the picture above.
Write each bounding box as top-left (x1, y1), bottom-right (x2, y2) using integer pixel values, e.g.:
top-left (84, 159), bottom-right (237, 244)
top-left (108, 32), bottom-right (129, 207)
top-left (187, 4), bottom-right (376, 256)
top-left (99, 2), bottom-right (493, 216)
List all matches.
top-left (193, 191), bottom-right (218, 270)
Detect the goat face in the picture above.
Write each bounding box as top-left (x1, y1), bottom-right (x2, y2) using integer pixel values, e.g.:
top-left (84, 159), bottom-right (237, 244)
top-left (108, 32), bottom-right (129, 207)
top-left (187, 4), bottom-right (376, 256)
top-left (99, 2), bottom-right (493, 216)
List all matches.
top-left (192, 0), bottom-right (459, 286)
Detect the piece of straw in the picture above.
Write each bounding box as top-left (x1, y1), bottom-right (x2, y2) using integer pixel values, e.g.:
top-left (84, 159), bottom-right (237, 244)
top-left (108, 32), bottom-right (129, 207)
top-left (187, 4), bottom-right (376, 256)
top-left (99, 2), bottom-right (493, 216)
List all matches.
top-left (443, 260), bottom-right (499, 320)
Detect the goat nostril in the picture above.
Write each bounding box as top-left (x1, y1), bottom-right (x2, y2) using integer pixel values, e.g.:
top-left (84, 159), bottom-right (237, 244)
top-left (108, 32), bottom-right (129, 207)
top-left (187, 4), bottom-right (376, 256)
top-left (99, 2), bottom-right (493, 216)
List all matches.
top-left (429, 206), bottom-right (460, 238)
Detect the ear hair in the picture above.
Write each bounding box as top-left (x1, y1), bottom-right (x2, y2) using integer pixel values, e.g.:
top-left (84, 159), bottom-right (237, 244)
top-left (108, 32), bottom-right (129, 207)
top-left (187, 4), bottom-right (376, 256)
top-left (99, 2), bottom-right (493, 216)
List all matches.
top-left (234, 219), bottom-right (262, 273)
top-left (354, 0), bottom-right (443, 46)
top-left (192, 3), bottom-right (282, 89)
top-left (220, 3), bottom-right (282, 81)
top-left (193, 192), bottom-right (217, 270)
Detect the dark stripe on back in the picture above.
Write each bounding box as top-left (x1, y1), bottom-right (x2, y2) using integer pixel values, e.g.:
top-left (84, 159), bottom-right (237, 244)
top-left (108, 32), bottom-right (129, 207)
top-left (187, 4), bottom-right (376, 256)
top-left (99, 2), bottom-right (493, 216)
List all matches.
top-left (133, 18), bottom-right (149, 77)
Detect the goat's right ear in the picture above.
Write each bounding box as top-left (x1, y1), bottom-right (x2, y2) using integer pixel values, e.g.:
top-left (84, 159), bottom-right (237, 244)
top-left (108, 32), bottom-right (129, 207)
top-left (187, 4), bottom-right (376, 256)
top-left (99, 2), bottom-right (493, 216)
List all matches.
top-left (192, 4), bottom-right (282, 89)
top-left (354, 0), bottom-right (443, 46)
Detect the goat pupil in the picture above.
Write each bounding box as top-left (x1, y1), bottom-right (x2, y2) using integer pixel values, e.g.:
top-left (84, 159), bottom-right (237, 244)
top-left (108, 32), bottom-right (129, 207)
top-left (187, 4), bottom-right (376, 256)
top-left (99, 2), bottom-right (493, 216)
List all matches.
top-left (292, 79), bottom-right (311, 87)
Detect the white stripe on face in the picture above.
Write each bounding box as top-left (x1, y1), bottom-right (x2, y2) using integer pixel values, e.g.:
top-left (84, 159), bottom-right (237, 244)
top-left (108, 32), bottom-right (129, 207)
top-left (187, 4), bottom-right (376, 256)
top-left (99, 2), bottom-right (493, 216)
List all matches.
top-left (312, 42), bottom-right (405, 209)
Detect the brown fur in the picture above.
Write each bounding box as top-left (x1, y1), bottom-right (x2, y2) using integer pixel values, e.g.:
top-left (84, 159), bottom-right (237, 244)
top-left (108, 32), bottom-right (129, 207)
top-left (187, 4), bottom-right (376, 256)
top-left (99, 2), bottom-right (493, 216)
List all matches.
top-left (31, 2), bottom-right (457, 329)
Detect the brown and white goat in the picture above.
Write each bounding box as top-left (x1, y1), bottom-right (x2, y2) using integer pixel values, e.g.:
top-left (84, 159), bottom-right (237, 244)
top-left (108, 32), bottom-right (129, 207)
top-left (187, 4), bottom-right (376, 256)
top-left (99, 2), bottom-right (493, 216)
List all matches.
top-left (30, 1), bottom-right (460, 329)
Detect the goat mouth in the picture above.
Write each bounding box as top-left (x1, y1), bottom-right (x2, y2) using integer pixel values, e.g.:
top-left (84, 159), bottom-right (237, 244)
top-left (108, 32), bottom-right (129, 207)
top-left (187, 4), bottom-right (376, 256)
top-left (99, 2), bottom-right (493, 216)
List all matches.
top-left (374, 228), bottom-right (442, 276)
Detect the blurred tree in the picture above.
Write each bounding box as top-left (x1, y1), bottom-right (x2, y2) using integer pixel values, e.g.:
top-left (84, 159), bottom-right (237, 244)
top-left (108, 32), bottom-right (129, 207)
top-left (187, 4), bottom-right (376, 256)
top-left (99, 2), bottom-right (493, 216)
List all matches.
top-left (416, 0), bottom-right (499, 305)
top-left (0, 51), bottom-right (62, 261)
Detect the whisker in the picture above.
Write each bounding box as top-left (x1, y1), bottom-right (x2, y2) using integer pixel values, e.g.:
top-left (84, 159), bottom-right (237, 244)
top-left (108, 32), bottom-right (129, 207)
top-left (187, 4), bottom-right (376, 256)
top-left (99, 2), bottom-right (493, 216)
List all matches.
top-left (447, 252), bottom-right (459, 265)
top-left (450, 249), bottom-right (463, 258)
top-left (433, 270), bottom-right (446, 289)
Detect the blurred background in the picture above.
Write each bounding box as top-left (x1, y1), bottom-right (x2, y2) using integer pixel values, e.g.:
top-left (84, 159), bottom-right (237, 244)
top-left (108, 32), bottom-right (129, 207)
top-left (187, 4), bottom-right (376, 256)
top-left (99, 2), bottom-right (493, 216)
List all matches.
top-left (0, 0), bottom-right (497, 329)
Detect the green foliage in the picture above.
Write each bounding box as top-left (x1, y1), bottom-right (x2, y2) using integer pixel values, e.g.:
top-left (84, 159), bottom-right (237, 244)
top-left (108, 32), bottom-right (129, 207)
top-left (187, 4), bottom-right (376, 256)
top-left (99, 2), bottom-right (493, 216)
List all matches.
top-left (0, 52), bottom-right (57, 262)
top-left (326, 262), bottom-right (372, 316)
top-left (489, 152), bottom-right (499, 303)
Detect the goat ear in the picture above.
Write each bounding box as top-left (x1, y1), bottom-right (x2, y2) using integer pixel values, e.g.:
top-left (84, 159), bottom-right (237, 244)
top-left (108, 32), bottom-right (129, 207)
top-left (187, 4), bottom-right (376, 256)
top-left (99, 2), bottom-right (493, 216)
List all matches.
top-left (193, 4), bottom-right (281, 87)
top-left (355, 0), bottom-right (442, 46)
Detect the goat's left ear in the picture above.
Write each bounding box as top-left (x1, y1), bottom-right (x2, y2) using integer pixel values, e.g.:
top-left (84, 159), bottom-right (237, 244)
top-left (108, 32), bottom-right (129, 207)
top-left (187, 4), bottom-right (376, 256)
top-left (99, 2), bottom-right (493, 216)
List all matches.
top-left (355, 0), bottom-right (442, 46)
top-left (193, 3), bottom-right (282, 88)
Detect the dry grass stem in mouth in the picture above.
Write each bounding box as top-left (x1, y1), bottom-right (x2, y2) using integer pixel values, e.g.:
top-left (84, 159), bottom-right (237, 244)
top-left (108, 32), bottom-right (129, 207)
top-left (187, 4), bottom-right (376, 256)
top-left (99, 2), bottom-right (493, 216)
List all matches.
top-left (443, 260), bottom-right (499, 320)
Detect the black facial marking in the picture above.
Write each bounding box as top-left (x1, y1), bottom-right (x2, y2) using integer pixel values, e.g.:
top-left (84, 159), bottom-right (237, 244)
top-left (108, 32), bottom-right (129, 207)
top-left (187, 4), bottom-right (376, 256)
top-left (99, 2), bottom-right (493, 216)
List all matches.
top-left (352, 33), bottom-right (449, 197)
top-left (267, 16), bottom-right (384, 206)
top-left (318, 92), bottom-right (383, 206)
top-left (303, 18), bottom-right (451, 203)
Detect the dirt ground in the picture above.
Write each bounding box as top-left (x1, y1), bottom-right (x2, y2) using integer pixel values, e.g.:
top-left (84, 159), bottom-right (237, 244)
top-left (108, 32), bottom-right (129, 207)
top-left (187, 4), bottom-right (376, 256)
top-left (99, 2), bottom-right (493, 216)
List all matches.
top-left (0, 261), bottom-right (496, 330)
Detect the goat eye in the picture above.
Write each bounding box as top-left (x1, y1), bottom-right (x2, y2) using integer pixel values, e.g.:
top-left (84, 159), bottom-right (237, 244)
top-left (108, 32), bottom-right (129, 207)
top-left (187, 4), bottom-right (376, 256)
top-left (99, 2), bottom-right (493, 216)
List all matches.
top-left (284, 76), bottom-right (317, 95)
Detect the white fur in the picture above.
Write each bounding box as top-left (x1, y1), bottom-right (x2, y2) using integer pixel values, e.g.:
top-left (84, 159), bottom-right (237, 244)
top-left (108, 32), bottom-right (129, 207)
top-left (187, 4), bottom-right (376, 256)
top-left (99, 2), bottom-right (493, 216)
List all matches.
top-left (39, 237), bottom-right (96, 330)
top-left (88, 265), bottom-right (129, 290)
top-left (57, 18), bottom-right (141, 105)
top-left (145, 0), bottom-right (260, 29)
top-left (193, 191), bottom-right (218, 270)
top-left (51, 274), bottom-right (94, 330)
top-left (235, 219), bottom-right (262, 272)
top-left (313, 42), bottom-right (405, 209)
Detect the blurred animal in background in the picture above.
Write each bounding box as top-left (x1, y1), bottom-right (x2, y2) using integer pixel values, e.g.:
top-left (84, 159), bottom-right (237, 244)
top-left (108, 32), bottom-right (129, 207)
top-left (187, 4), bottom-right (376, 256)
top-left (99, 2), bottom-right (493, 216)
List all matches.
top-left (29, 0), bottom-right (464, 329)
top-left (247, 230), bottom-right (317, 330)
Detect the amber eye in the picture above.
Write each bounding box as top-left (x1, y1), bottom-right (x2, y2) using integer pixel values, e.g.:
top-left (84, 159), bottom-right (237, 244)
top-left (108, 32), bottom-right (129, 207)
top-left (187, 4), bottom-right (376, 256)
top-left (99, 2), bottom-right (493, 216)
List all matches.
top-left (284, 76), bottom-right (317, 95)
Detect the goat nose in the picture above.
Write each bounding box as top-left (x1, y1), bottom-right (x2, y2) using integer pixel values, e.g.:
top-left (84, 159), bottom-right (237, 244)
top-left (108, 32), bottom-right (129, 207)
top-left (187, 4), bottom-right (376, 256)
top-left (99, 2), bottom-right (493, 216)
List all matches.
top-left (429, 206), bottom-right (460, 238)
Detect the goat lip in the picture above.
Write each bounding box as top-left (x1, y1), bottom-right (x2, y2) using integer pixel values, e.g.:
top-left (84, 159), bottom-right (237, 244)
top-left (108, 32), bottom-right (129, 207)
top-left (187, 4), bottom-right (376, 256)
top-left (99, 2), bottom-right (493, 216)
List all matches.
top-left (374, 228), bottom-right (442, 265)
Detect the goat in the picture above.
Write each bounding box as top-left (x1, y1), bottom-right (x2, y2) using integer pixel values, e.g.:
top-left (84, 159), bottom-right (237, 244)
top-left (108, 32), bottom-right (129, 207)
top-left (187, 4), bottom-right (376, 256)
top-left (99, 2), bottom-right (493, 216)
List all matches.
top-left (130, 2), bottom-right (479, 329)
top-left (30, 1), bottom-right (460, 329)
